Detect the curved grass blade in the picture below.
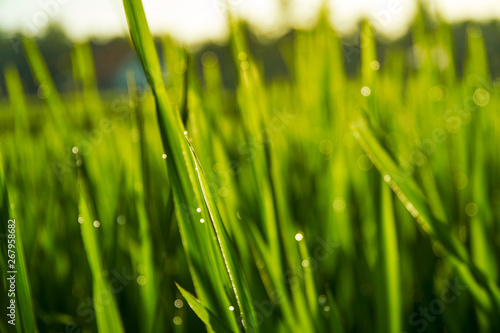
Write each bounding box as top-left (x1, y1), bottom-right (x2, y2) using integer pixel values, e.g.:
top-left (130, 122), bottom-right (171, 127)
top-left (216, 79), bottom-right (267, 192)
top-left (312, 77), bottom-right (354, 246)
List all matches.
top-left (351, 116), bottom-right (500, 316)
top-left (76, 154), bottom-right (125, 333)
top-left (22, 38), bottom-right (70, 137)
top-left (176, 283), bottom-right (233, 333)
top-left (376, 185), bottom-right (401, 333)
top-left (188, 141), bottom-right (261, 332)
top-left (71, 42), bottom-right (105, 120)
top-left (0, 156), bottom-right (38, 333)
top-left (121, 0), bottom-right (259, 331)
top-left (4, 65), bottom-right (29, 133)
top-left (325, 288), bottom-right (345, 333)
top-left (127, 73), bottom-right (158, 333)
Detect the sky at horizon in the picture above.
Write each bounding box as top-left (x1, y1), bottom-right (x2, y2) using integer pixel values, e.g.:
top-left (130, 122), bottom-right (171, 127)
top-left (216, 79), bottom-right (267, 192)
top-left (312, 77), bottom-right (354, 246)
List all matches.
top-left (0, 0), bottom-right (500, 46)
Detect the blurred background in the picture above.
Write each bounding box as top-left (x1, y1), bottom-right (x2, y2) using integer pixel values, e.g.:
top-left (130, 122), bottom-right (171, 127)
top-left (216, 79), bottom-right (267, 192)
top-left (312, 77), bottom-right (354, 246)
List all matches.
top-left (2, 0), bottom-right (500, 95)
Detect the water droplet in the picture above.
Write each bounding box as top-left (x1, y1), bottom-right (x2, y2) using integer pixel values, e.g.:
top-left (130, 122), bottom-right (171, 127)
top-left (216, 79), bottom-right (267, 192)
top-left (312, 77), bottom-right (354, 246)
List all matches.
top-left (453, 173), bottom-right (468, 190)
top-left (137, 264), bottom-right (146, 274)
top-left (201, 51), bottom-right (218, 68)
top-left (241, 61), bottom-right (250, 70)
top-left (405, 203), bottom-right (419, 218)
top-left (117, 215), bottom-right (126, 225)
top-left (467, 23), bottom-right (482, 38)
top-left (183, 131), bottom-right (188, 136)
top-left (218, 187), bottom-right (228, 197)
top-left (78, 216), bottom-right (84, 224)
top-left (473, 88), bottom-right (490, 106)
top-left (174, 299), bottom-right (184, 308)
top-left (196, 207), bottom-right (201, 213)
top-left (238, 52), bottom-right (247, 61)
top-left (162, 154), bottom-right (167, 159)
top-left (174, 61), bottom-right (187, 74)
top-left (229, 306), bottom-right (235, 311)
top-left (383, 174), bottom-right (391, 182)
top-left (428, 86), bottom-right (444, 101)
top-left (465, 202), bottom-right (478, 217)
top-left (432, 241), bottom-right (447, 257)
top-left (445, 115), bottom-right (461, 133)
top-left (333, 197), bottom-right (346, 213)
top-left (200, 218), bottom-right (205, 223)
top-left (137, 276), bottom-right (146, 285)
top-left (37, 84), bottom-right (50, 99)
top-left (173, 316), bottom-right (182, 325)
top-left (213, 163), bottom-right (223, 173)
top-left (357, 154), bottom-right (373, 171)
top-left (370, 61), bottom-right (380, 70)
top-left (295, 233), bottom-right (303, 241)
top-left (324, 306), bottom-right (331, 312)
top-left (72, 147), bottom-right (79, 154)
top-left (361, 86), bottom-right (371, 96)
top-left (93, 220), bottom-right (100, 228)
top-left (318, 295), bottom-right (327, 305)
top-left (301, 259), bottom-right (309, 267)
top-left (319, 140), bottom-right (333, 155)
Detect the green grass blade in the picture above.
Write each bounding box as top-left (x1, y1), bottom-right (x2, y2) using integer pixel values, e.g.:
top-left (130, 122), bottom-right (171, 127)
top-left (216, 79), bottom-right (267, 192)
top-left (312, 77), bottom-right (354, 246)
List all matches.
top-left (128, 73), bottom-right (158, 333)
top-left (351, 116), bottom-right (500, 315)
top-left (0, 156), bottom-right (38, 333)
top-left (376, 184), bottom-right (401, 333)
top-left (4, 65), bottom-right (29, 133)
top-left (122, 0), bottom-right (259, 331)
top-left (22, 38), bottom-right (70, 137)
top-left (176, 283), bottom-right (233, 333)
top-left (76, 155), bottom-right (125, 333)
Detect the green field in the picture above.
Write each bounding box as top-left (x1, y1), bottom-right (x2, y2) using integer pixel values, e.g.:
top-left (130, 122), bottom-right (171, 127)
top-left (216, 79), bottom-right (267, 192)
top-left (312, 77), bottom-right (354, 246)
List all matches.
top-left (1, 1), bottom-right (500, 332)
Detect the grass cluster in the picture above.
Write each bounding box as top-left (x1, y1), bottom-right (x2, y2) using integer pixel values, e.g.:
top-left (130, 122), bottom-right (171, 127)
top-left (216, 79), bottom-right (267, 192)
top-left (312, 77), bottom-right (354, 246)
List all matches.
top-left (1, 1), bottom-right (500, 332)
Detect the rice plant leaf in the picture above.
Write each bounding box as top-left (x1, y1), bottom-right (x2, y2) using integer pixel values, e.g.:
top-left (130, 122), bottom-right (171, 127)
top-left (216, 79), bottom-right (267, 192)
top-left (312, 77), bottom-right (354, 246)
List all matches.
top-left (351, 116), bottom-right (500, 315)
top-left (22, 38), bottom-right (69, 136)
top-left (176, 283), bottom-right (233, 333)
top-left (188, 142), bottom-right (261, 331)
top-left (325, 288), bottom-right (345, 333)
top-left (128, 73), bottom-right (158, 333)
top-left (122, 0), bottom-right (259, 331)
top-left (377, 185), bottom-right (401, 333)
top-left (77, 155), bottom-right (125, 333)
top-left (0, 157), bottom-right (38, 333)
top-left (4, 65), bottom-right (29, 132)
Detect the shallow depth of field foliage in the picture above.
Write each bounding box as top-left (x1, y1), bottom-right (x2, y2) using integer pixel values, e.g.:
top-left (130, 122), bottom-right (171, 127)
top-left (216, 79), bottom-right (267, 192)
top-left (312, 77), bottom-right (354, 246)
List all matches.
top-left (1, 1), bottom-right (500, 333)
